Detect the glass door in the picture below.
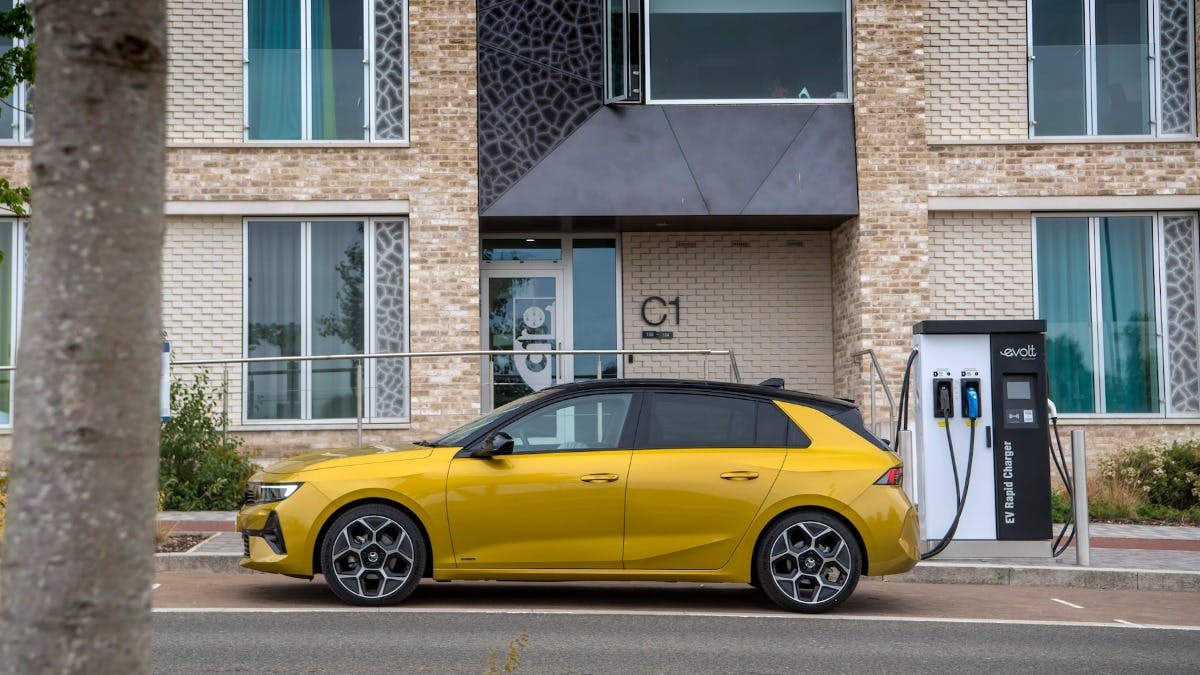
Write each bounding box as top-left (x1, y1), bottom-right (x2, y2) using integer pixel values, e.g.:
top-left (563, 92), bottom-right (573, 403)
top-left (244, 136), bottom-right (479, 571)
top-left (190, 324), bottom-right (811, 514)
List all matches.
top-left (484, 269), bottom-right (567, 409)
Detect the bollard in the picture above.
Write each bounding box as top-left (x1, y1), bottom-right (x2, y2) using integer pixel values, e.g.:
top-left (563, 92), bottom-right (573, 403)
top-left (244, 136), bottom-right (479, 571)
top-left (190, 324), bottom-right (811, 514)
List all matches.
top-left (1071, 429), bottom-right (1090, 567)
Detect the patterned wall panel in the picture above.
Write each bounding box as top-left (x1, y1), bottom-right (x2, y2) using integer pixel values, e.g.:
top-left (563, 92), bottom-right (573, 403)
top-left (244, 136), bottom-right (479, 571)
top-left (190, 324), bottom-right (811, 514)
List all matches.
top-left (374, 0), bottom-right (408, 140)
top-left (1164, 213), bottom-right (1200, 415)
top-left (1158, 0), bottom-right (1193, 135)
top-left (478, 0), bottom-right (605, 210)
top-left (374, 220), bottom-right (408, 418)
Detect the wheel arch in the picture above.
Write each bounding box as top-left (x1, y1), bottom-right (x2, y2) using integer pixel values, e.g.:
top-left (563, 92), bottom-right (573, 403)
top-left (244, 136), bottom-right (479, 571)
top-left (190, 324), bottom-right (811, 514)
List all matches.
top-left (750, 505), bottom-right (869, 579)
top-left (311, 497), bottom-right (435, 579)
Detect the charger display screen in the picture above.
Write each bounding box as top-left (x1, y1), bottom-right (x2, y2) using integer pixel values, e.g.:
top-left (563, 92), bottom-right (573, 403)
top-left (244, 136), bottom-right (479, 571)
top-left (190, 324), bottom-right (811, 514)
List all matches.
top-left (1001, 375), bottom-right (1038, 429)
top-left (1005, 380), bottom-right (1032, 401)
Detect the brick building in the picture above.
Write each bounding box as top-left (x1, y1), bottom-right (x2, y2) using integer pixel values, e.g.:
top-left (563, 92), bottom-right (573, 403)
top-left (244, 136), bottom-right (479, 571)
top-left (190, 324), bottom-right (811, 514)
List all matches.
top-left (0, 0), bottom-right (1197, 459)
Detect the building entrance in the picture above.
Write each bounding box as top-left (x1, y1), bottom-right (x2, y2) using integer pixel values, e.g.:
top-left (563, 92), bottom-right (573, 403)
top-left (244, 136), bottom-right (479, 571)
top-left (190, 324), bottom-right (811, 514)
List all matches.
top-left (481, 237), bottom-right (620, 409)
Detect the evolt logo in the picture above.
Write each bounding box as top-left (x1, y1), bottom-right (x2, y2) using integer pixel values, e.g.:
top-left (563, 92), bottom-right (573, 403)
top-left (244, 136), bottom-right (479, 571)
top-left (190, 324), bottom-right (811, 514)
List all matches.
top-left (1000, 345), bottom-right (1038, 359)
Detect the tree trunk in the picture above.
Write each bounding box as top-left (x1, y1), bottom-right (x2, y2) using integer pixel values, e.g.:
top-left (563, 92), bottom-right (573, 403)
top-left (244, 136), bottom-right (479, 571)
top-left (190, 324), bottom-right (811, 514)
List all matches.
top-left (0, 1), bottom-right (166, 672)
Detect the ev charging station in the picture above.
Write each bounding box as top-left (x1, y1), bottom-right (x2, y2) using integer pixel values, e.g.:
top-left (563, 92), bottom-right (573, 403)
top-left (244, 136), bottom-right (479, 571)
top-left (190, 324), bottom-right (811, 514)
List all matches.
top-left (907, 320), bottom-right (1053, 558)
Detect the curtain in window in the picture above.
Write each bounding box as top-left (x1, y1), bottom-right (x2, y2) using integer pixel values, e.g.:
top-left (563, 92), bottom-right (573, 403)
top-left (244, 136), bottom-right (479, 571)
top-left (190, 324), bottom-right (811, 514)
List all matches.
top-left (248, 0), bottom-right (302, 140)
top-left (1037, 218), bottom-right (1095, 413)
top-left (1099, 216), bottom-right (1159, 412)
top-left (311, 0), bottom-right (365, 140)
top-left (0, 222), bottom-right (12, 424)
top-left (247, 222), bottom-right (302, 419)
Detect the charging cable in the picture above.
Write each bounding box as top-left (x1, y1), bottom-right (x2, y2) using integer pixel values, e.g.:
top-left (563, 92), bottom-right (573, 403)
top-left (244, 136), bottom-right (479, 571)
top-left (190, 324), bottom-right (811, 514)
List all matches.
top-left (1046, 399), bottom-right (1076, 557)
top-left (921, 396), bottom-right (978, 560)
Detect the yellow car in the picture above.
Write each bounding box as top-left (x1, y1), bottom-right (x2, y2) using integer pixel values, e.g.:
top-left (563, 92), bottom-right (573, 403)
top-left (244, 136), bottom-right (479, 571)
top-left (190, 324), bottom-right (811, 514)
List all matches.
top-left (238, 379), bottom-right (919, 613)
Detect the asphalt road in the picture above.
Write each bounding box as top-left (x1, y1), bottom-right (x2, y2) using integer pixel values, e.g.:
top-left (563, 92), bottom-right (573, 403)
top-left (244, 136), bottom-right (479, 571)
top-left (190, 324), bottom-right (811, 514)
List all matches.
top-left (151, 574), bottom-right (1200, 673)
top-left (154, 610), bottom-right (1199, 674)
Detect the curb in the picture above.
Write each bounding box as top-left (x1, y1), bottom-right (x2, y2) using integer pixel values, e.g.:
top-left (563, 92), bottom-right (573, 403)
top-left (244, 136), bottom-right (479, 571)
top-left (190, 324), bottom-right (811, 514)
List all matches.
top-left (152, 553), bottom-right (1200, 593)
top-left (876, 562), bottom-right (1200, 592)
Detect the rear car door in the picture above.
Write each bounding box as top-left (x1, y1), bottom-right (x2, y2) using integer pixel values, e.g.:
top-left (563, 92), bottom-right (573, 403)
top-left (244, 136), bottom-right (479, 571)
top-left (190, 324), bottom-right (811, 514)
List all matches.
top-left (446, 391), bottom-right (638, 569)
top-left (623, 391), bottom-right (791, 570)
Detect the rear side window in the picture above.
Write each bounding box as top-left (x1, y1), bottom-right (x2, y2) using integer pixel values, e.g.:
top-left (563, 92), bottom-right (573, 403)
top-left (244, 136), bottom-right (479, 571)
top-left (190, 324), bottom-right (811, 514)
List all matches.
top-left (639, 393), bottom-right (803, 449)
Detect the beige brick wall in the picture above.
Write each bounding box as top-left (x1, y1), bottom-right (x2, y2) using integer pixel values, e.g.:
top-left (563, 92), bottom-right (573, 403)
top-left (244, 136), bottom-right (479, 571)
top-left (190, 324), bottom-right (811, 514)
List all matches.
top-left (926, 0), bottom-right (1027, 142)
top-left (930, 141), bottom-right (1200, 197)
top-left (622, 232), bottom-right (834, 396)
top-left (167, 0), bottom-right (243, 143)
top-left (928, 211), bottom-right (1033, 319)
top-left (841, 0), bottom-right (931, 398)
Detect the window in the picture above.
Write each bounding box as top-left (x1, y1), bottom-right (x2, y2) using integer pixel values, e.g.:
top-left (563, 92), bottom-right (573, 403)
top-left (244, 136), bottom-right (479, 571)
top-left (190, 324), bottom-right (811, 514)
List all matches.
top-left (0, 220), bottom-right (23, 426)
top-left (0, 0), bottom-right (32, 142)
top-left (245, 218), bottom-right (408, 421)
top-left (497, 393), bottom-right (634, 453)
top-left (245, 0), bottom-right (408, 141)
top-left (607, 0), bottom-right (851, 103)
top-left (641, 393), bottom-right (792, 448)
top-left (1030, 0), bottom-right (1195, 137)
top-left (1034, 213), bottom-right (1200, 416)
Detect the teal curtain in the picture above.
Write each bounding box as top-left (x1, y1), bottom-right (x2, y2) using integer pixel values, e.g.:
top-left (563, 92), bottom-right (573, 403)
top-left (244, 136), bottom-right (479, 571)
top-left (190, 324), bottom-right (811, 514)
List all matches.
top-left (1099, 216), bottom-right (1160, 413)
top-left (248, 0), bottom-right (302, 140)
top-left (0, 223), bottom-right (12, 424)
top-left (1037, 217), bottom-right (1095, 413)
top-left (310, 0), bottom-right (365, 140)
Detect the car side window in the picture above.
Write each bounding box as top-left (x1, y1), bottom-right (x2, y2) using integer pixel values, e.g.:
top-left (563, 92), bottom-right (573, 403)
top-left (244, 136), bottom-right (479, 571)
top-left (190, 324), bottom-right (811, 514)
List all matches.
top-left (496, 393), bottom-right (634, 454)
top-left (640, 393), bottom-right (760, 448)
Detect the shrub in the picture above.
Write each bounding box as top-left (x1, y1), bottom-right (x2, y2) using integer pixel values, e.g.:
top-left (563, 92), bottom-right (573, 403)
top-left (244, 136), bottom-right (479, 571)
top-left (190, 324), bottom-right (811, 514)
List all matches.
top-left (1097, 440), bottom-right (1200, 511)
top-left (160, 370), bottom-right (256, 511)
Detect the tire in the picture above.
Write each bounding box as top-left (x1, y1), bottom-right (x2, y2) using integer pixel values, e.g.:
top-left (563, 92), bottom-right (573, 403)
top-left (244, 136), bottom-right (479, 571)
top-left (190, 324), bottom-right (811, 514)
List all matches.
top-left (320, 504), bottom-right (426, 607)
top-left (754, 510), bottom-right (862, 613)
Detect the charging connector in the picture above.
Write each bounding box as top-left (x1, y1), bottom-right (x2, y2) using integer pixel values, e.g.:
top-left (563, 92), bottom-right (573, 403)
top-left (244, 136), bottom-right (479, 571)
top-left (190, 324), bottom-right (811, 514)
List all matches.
top-left (934, 377), bottom-right (954, 418)
top-left (962, 380), bottom-right (981, 420)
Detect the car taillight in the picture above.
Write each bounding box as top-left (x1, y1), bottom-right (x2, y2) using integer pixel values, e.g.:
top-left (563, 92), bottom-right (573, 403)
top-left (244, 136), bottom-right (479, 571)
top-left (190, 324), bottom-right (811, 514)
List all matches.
top-left (874, 467), bottom-right (903, 486)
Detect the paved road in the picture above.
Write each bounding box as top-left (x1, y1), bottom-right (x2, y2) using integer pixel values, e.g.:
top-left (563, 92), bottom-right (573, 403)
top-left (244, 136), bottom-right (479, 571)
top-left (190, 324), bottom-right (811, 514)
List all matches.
top-left (154, 610), bottom-right (1198, 674)
top-left (152, 573), bottom-right (1200, 673)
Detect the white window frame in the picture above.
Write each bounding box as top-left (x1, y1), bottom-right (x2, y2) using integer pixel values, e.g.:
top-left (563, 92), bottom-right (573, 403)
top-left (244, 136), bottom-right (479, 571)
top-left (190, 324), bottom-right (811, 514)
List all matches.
top-left (635, 0), bottom-right (854, 105)
top-left (0, 218), bottom-right (24, 429)
top-left (0, 0), bottom-right (32, 144)
top-left (1027, 0), bottom-right (1197, 139)
top-left (242, 217), bottom-right (410, 424)
top-left (1032, 211), bottom-right (1200, 418)
top-left (242, 0), bottom-right (410, 143)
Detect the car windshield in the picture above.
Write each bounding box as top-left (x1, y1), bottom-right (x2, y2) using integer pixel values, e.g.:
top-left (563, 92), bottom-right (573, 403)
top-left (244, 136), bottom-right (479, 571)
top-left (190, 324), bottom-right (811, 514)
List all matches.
top-left (431, 389), bottom-right (554, 447)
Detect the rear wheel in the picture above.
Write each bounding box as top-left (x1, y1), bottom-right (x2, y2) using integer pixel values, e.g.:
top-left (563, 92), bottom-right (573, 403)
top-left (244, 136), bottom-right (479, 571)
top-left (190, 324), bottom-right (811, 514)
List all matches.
top-left (754, 510), bottom-right (861, 613)
top-left (320, 504), bottom-right (425, 606)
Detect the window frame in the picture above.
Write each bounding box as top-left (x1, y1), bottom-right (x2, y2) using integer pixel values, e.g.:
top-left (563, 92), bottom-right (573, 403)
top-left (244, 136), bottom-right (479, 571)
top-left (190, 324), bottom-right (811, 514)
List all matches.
top-left (241, 216), bottom-right (410, 424)
top-left (608, 0), bottom-right (854, 105)
top-left (241, 0), bottom-right (410, 143)
top-left (0, 0), bottom-right (32, 144)
top-left (0, 218), bottom-right (24, 429)
top-left (1026, 0), bottom-right (1197, 139)
top-left (1032, 211), bottom-right (1200, 418)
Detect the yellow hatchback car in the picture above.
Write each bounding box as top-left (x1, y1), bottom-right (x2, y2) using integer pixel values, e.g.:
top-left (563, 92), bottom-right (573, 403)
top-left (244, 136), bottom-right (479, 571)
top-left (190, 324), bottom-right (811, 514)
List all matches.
top-left (238, 379), bottom-right (919, 613)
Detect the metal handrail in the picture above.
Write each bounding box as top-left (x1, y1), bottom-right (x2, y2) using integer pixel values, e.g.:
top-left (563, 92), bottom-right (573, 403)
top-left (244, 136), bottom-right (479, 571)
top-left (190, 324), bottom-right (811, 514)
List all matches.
top-left (850, 349), bottom-right (896, 442)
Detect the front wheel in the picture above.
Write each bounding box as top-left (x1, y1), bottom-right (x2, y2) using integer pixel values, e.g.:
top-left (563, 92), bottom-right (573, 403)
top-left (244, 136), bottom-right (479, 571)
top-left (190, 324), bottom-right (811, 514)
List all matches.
top-left (754, 510), bottom-right (862, 613)
top-left (320, 504), bottom-right (426, 606)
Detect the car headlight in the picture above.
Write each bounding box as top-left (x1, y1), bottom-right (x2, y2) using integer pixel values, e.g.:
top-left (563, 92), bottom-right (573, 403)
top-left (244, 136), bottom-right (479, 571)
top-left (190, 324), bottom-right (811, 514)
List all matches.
top-left (248, 482), bottom-right (303, 504)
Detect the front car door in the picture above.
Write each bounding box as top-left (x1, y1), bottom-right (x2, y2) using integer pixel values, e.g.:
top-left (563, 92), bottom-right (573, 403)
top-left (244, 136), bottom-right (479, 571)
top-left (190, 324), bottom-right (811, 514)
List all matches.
top-left (623, 391), bottom-right (791, 570)
top-left (446, 391), bottom-right (638, 569)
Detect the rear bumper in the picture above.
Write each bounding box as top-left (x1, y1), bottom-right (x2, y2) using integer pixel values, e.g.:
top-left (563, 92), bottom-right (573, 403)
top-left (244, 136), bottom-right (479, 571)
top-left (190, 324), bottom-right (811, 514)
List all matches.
top-left (854, 486), bottom-right (921, 577)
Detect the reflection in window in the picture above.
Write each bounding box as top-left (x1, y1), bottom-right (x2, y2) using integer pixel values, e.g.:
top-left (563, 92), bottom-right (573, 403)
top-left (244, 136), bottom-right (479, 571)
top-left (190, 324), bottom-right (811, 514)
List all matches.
top-left (481, 239), bottom-right (562, 262)
top-left (1031, 0), bottom-right (1193, 136)
top-left (572, 240), bottom-right (618, 382)
top-left (499, 393), bottom-right (633, 453)
top-left (646, 0), bottom-right (849, 102)
top-left (0, 0), bottom-right (31, 142)
top-left (0, 220), bottom-right (21, 425)
top-left (246, 219), bottom-right (408, 421)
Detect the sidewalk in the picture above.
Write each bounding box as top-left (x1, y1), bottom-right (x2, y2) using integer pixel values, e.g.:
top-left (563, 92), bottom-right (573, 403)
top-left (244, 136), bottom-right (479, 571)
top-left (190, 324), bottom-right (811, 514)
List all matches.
top-left (156, 512), bottom-right (1200, 591)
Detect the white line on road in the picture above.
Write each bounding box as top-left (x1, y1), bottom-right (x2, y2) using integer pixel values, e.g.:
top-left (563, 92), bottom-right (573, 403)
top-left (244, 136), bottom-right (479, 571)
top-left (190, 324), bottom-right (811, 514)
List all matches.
top-left (1052, 598), bottom-right (1083, 609)
top-left (150, 606), bottom-right (1200, 631)
top-left (152, 584), bottom-right (161, 590)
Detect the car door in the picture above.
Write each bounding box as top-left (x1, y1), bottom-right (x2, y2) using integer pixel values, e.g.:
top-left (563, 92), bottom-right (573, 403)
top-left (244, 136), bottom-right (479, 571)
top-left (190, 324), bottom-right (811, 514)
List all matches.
top-left (623, 391), bottom-right (790, 570)
top-left (445, 391), bottom-right (638, 569)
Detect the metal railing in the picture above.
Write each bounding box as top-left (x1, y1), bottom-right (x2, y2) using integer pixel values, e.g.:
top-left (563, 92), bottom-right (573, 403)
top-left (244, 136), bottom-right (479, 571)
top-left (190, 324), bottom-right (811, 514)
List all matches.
top-left (849, 349), bottom-right (896, 443)
top-left (166, 348), bottom-right (742, 447)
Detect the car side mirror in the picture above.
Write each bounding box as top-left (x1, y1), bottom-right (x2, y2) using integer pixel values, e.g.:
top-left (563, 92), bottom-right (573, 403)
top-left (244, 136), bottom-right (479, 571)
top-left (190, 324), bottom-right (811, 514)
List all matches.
top-left (471, 431), bottom-right (514, 458)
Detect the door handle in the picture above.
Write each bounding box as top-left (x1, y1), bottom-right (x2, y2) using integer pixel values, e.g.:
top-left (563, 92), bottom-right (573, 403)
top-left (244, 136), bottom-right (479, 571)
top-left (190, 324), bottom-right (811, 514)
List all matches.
top-left (580, 473), bottom-right (620, 483)
top-left (720, 471), bottom-right (759, 481)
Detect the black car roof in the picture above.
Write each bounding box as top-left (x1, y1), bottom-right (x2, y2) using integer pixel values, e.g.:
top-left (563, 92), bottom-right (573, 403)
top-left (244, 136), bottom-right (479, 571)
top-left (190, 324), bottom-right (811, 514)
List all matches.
top-left (544, 378), bottom-right (857, 416)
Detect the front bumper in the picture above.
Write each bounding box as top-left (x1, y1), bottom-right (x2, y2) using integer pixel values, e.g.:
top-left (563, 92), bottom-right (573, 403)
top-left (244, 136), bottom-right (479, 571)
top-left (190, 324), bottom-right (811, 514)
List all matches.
top-left (237, 483), bottom-right (327, 577)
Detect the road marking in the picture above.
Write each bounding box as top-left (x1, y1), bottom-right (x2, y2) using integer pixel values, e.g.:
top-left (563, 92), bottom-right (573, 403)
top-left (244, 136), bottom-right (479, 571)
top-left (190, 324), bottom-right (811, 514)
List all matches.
top-left (1114, 619), bottom-right (1142, 628)
top-left (1052, 598), bottom-right (1083, 609)
top-left (150, 606), bottom-right (1200, 631)
top-left (152, 584), bottom-right (161, 590)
